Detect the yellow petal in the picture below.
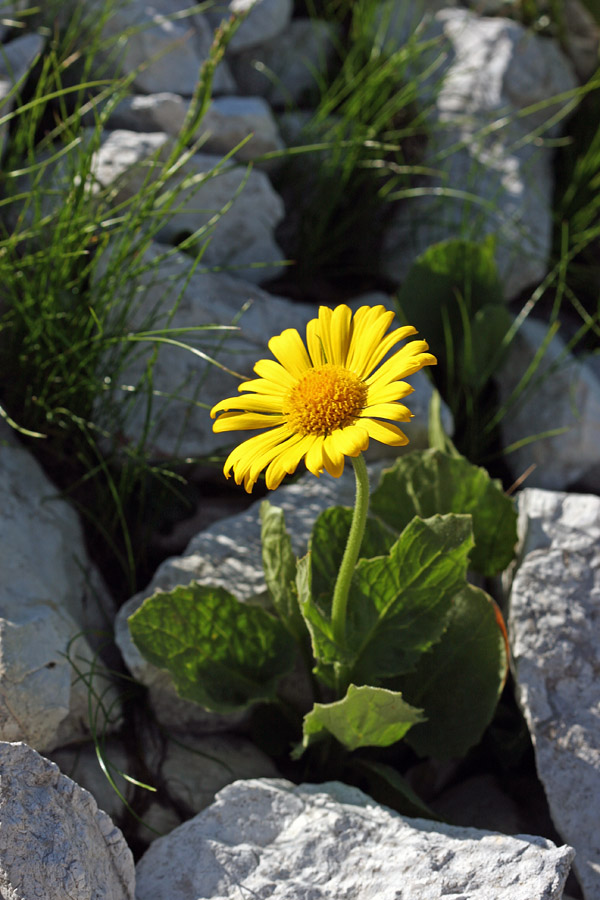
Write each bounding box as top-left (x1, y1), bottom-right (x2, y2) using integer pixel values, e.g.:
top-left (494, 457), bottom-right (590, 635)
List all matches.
top-left (360, 403), bottom-right (413, 422)
top-left (306, 317), bottom-right (325, 367)
top-left (238, 377), bottom-right (289, 396)
top-left (329, 304), bottom-right (353, 365)
top-left (356, 324), bottom-right (419, 380)
top-left (268, 328), bottom-right (312, 379)
top-left (212, 411), bottom-right (285, 432)
top-left (305, 435), bottom-right (327, 476)
top-left (253, 358), bottom-right (296, 388)
top-left (362, 418), bottom-right (409, 446)
top-left (328, 424), bottom-right (370, 457)
top-left (264, 434), bottom-right (314, 490)
top-left (210, 394), bottom-right (283, 417)
top-left (323, 433), bottom-right (345, 477)
top-left (346, 306), bottom-right (395, 375)
top-left (366, 381), bottom-right (414, 405)
top-left (366, 341), bottom-right (436, 387)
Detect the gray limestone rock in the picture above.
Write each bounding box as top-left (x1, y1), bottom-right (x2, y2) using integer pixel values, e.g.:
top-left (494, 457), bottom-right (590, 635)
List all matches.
top-left (0, 425), bottom-right (119, 752)
top-left (507, 487), bottom-right (600, 899)
top-left (95, 2), bottom-right (235, 95)
top-left (231, 18), bottom-right (340, 107)
top-left (381, 9), bottom-right (577, 301)
top-left (0, 741), bottom-right (135, 900)
top-left (88, 129), bottom-right (285, 282)
top-left (105, 92), bottom-right (284, 163)
top-left (0, 32), bottom-right (44, 157)
top-left (497, 317), bottom-right (600, 492)
top-left (135, 778), bottom-right (574, 900)
top-left (206, 0), bottom-right (293, 54)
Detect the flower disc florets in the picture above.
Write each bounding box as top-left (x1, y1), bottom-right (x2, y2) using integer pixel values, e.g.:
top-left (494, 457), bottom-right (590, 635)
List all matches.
top-left (283, 364), bottom-right (367, 436)
top-left (210, 304), bottom-right (437, 492)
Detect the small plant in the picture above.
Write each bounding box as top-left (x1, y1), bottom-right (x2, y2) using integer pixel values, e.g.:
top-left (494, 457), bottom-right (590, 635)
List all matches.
top-left (128, 304), bottom-right (514, 815)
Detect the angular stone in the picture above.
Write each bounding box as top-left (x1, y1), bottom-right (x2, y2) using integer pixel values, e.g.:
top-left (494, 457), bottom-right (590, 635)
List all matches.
top-left (206, 0), bottom-right (292, 54)
top-left (507, 487), bottom-right (600, 899)
top-left (497, 317), bottom-right (600, 492)
top-left (381, 10), bottom-right (577, 301)
top-left (231, 18), bottom-right (339, 107)
top-left (106, 92), bottom-right (284, 163)
top-left (89, 130), bottom-right (285, 282)
top-left (0, 33), bottom-right (44, 157)
top-left (0, 741), bottom-right (135, 900)
top-left (0, 425), bottom-right (119, 752)
top-left (95, 2), bottom-right (235, 95)
top-left (135, 778), bottom-right (574, 900)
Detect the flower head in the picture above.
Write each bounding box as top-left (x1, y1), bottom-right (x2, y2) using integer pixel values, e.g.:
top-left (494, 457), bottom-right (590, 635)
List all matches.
top-left (210, 304), bottom-right (436, 492)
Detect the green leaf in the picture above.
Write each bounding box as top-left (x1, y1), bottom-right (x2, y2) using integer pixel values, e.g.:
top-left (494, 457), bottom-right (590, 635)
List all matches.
top-left (351, 759), bottom-right (442, 821)
top-left (346, 514), bottom-right (474, 684)
top-left (428, 388), bottom-right (460, 457)
top-left (128, 582), bottom-right (296, 713)
top-left (395, 237), bottom-right (504, 362)
top-left (296, 553), bottom-right (338, 688)
top-left (260, 501), bottom-right (304, 640)
top-left (295, 684), bottom-right (424, 756)
top-left (310, 505), bottom-right (397, 611)
top-left (398, 584), bottom-right (509, 759)
top-left (371, 448), bottom-right (517, 576)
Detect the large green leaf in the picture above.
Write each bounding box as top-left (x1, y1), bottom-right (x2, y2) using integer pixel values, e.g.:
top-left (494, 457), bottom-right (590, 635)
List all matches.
top-left (295, 684), bottom-right (424, 755)
top-left (260, 502), bottom-right (305, 640)
top-left (398, 584), bottom-right (509, 759)
top-left (346, 514), bottom-right (474, 684)
top-left (371, 449), bottom-right (517, 576)
top-left (128, 582), bottom-right (296, 713)
top-left (310, 505), bottom-right (397, 610)
top-left (296, 553), bottom-right (338, 688)
top-left (395, 237), bottom-right (504, 363)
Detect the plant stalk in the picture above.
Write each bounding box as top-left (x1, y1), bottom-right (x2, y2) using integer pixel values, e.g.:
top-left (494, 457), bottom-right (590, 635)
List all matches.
top-left (331, 452), bottom-right (369, 650)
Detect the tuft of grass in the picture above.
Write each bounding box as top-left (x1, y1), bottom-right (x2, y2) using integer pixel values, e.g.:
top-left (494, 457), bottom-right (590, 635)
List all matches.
top-left (0, 5), bottom-right (249, 596)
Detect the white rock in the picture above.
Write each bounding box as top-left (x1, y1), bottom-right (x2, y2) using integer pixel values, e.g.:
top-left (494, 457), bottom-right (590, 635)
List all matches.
top-left (89, 129), bottom-right (285, 282)
top-left (497, 317), bottom-right (600, 491)
top-left (0, 741), bottom-right (135, 900)
top-left (106, 93), bottom-right (284, 163)
top-left (140, 730), bottom-right (279, 840)
top-left (231, 18), bottom-right (340, 107)
top-left (461, 0), bottom-right (600, 81)
top-left (0, 33), bottom-right (44, 156)
top-left (0, 425), bottom-right (119, 752)
top-left (381, 10), bottom-right (577, 301)
top-left (135, 778), bottom-right (574, 900)
top-left (95, 2), bottom-right (235, 95)
top-left (206, 0), bottom-right (293, 54)
top-left (507, 488), bottom-right (600, 900)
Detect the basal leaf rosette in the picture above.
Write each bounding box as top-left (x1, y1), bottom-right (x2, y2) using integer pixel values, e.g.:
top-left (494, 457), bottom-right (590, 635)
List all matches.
top-left (210, 304), bottom-right (436, 492)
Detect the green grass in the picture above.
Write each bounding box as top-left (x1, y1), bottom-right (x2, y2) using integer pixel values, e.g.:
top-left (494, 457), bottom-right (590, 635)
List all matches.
top-left (0, 3), bottom-right (249, 595)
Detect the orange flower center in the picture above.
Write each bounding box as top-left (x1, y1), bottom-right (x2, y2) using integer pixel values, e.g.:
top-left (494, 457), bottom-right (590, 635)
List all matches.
top-left (283, 364), bottom-right (367, 436)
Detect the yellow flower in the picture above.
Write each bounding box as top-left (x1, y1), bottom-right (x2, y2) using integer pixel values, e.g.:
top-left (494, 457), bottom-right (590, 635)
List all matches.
top-left (210, 304), bottom-right (436, 492)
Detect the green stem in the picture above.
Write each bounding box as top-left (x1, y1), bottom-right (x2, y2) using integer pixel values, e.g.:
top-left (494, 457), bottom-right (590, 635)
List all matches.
top-left (331, 453), bottom-right (370, 650)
